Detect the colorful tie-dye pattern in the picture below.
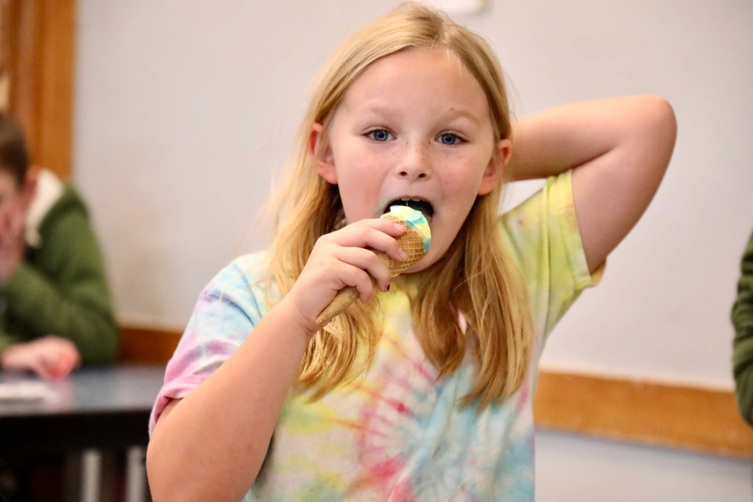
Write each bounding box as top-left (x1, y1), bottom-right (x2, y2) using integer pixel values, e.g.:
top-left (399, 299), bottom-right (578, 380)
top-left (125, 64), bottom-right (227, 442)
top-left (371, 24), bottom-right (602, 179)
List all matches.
top-left (150, 171), bottom-right (599, 501)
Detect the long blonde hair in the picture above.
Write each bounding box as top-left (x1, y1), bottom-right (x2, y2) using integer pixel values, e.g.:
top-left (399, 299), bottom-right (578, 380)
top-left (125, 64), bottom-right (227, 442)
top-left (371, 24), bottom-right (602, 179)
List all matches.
top-left (267, 2), bottom-right (532, 407)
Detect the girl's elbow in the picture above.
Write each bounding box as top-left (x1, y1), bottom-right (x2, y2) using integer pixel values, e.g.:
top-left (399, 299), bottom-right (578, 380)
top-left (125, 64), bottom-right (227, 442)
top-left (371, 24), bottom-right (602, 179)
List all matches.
top-left (146, 437), bottom-right (192, 502)
top-left (642, 95), bottom-right (678, 145)
top-left (147, 456), bottom-right (196, 502)
top-left (629, 96), bottom-right (677, 174)
top-left (145, 442), bottom-right (171, 502)
top-left (146, 438), bottom-right (257, 502)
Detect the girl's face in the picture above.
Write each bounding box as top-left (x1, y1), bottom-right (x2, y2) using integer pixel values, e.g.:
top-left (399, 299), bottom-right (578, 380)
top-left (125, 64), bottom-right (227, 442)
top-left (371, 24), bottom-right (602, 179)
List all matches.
top-left (314, 47), bottom-right (510, 271)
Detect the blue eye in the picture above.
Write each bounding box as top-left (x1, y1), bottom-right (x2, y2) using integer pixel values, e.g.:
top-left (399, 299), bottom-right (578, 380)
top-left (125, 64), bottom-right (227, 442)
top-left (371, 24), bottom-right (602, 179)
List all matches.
top-left (438, 132), bottom-right (462, 145)
top-left (367, 129), bottom-right (392, 142)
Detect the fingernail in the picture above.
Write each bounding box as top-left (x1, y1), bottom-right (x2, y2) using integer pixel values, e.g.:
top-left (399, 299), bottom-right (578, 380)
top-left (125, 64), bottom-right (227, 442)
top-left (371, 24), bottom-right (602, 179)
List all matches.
top-left (398, 248), bottom-right (408, 260)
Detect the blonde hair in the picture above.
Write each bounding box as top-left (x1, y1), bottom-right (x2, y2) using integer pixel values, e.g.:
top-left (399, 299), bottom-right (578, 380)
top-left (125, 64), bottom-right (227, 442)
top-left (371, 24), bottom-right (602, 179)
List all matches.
top-left (267, 2), bottom-right (532, 407)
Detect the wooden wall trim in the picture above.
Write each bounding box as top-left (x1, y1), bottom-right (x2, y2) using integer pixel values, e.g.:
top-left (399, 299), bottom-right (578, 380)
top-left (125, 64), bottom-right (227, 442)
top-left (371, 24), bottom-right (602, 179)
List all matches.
top-left (120, 324), bottom-right (753, 459)
top-left (120, 325), bottom-right (185, 365)
top-left (534, 370), bottom-right (753, 458)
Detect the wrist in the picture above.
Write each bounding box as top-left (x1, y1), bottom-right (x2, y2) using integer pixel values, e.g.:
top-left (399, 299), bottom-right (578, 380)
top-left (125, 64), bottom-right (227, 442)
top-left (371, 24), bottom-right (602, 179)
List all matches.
top-left (274, 296), bottom-right (319, 343)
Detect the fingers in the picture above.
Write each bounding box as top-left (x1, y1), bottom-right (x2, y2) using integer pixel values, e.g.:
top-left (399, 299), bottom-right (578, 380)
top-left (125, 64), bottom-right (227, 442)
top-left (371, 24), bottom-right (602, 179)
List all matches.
top-left (286, 218), bottom-right (411, 330)
top-left (318, 218), bottom-right (407, 292)
top-left (0, 336), bottom-right (81, 380)
top-left (47, 352), bottom-right (80, 380)
top-left (40, 337), bottom-right (81, 380)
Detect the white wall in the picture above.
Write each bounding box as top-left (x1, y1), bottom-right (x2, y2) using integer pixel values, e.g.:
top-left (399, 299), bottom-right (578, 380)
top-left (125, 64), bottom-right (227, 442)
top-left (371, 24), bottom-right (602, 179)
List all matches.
top-left (536, 430), bottom-right (751, 502)
top-left (74, 1), bottom-right (753, 499)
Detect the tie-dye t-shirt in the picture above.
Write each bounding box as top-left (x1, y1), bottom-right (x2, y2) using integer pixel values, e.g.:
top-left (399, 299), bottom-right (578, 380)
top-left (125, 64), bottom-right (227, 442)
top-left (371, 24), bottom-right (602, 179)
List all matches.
top-left (149, 171), bottom-right (599, 501)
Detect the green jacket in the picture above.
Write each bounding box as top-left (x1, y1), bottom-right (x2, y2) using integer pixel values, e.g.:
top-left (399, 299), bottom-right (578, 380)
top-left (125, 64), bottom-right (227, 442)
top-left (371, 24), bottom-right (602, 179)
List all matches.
top-left (733, 229), bottom-right (753, 424)
top-left (0, 181), bottom-right (119, 364)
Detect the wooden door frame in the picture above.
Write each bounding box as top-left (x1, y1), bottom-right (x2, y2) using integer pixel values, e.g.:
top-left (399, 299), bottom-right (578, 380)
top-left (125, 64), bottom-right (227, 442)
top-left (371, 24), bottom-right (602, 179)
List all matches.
top-left (3, 0), bottom-right (75, 179)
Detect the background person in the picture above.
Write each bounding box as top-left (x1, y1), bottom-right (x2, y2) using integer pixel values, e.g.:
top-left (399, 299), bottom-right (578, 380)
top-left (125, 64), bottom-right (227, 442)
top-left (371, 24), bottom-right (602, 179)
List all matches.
top-left (733, 229), bottom-right (753, 423)
top-left (0, 112), bottom-right (119, 379)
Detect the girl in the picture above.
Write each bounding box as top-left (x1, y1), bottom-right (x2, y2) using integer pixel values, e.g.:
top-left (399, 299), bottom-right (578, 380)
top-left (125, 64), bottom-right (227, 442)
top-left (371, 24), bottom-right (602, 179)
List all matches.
top-left (147, 3), bottom-right (676, 501)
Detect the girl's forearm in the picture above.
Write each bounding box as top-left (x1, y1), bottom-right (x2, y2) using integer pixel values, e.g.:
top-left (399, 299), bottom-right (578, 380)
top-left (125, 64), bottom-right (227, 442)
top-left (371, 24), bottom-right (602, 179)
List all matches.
top-left (507, 95), bottom-right (672, 182)
top-left (146, 298), bottom-right (311, 502)
top-left (508, 95), bottom-right (675, 271)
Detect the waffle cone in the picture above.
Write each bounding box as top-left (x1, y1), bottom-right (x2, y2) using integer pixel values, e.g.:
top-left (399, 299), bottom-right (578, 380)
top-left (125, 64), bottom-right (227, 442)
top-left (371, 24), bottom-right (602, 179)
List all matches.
top-left (379, 214), bottom-right (427, 277)
top-left (315, 215), bottom-right (429, 327)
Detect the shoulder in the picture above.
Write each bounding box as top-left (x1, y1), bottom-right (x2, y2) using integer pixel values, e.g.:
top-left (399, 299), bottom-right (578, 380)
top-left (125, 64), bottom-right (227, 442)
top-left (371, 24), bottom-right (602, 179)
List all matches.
top-left (499, 171), bottom-right (581, 265)
top-left (34, 175), bottom-right (91, 238)
top-left (199, 251), bottom-right (276, 317)
top-left (744, 231), bottom-right (753, 258)
top-left (174, 251), bottom-right (275, 362)
top-left (499, 172), bottom-right (599, 334)
top-left (210, 252), bottom-right (270, 291)
top-left (26, 170), bottom-right (66, 246)
top-left (35, 170), bottom-right (87, 216)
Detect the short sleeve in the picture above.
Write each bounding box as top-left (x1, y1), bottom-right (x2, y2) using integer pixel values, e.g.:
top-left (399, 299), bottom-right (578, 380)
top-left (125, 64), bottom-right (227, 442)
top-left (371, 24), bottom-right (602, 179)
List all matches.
top-left (500, 171), bottom-right (602, 343)
top-left (149, 253), bottom-right (272, 433)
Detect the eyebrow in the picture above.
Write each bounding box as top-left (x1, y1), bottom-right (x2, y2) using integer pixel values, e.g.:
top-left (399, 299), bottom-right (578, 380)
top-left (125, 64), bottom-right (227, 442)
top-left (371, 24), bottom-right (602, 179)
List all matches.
top-left (354, 103), bottom-right (484, 127)
top-left (445, 107), bottom-right (483, 126)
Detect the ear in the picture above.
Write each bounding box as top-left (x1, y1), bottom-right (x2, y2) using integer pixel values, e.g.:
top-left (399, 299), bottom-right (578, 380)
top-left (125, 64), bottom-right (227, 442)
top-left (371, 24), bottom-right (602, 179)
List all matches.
top-left (310, 123), bottom-right (337, 184)
top-left (477, 138), bottom-right (511, 196)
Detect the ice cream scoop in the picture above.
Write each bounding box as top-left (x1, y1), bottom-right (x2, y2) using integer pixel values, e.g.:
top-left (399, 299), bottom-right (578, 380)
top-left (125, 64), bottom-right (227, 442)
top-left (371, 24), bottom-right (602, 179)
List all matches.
top-left (315, 205), bottom-right (431, 327)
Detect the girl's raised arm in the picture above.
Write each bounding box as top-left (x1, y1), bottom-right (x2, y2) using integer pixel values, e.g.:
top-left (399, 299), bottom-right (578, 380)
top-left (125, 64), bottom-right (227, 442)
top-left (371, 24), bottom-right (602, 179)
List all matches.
top-left (508, 95), bottom-right (677, 272)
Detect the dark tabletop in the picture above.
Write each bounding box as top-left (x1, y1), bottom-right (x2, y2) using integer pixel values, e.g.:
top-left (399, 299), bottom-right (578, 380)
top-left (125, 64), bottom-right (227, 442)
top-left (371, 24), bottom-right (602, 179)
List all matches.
top-left (0, 364), bottom-right (165, 459)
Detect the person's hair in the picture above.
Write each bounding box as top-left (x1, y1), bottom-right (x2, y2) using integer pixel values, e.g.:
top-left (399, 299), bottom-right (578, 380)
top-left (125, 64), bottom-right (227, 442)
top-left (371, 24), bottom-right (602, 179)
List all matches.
top-left (0, 113), bottom-right (29, 186)
top-left (266, 1), bottom-right (533, 407)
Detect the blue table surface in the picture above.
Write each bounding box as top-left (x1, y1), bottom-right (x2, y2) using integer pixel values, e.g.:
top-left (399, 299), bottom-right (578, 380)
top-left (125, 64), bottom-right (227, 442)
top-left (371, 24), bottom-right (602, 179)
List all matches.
top-left (0, 364), bottom-right (165, 417)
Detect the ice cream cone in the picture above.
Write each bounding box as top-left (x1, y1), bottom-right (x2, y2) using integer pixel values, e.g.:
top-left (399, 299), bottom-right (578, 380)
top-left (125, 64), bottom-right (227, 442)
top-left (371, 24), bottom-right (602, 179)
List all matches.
top-left (315, 207), bottom-right (430, 327)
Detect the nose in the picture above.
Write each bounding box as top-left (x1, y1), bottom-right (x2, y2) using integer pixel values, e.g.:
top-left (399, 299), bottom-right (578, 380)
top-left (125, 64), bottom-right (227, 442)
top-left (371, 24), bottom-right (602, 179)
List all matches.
top-left (396, 140), bottom-right (432, 181)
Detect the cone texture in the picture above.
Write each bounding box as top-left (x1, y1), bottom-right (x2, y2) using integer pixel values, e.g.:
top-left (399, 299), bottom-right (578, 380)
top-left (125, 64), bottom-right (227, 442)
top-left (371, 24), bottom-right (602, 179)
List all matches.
top-left (315, 214), bottom-right (428, 327)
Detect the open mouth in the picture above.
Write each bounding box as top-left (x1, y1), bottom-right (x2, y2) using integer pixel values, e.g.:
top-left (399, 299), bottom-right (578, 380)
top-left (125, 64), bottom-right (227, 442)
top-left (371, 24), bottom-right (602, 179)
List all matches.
top-left (384, 198), bottom-right (434, 221)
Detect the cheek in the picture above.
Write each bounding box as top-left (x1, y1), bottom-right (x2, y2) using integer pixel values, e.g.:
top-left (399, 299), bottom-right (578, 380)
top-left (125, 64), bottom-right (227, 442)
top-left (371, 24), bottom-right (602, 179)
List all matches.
top-left (336, 173), bottom-right (383, 222)
top-left (0, 198), bottom-right (16, 218)
top-left (338, 157), bottom-right (382, 189)
top-left (444, 167), bottom-right (486, 204)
